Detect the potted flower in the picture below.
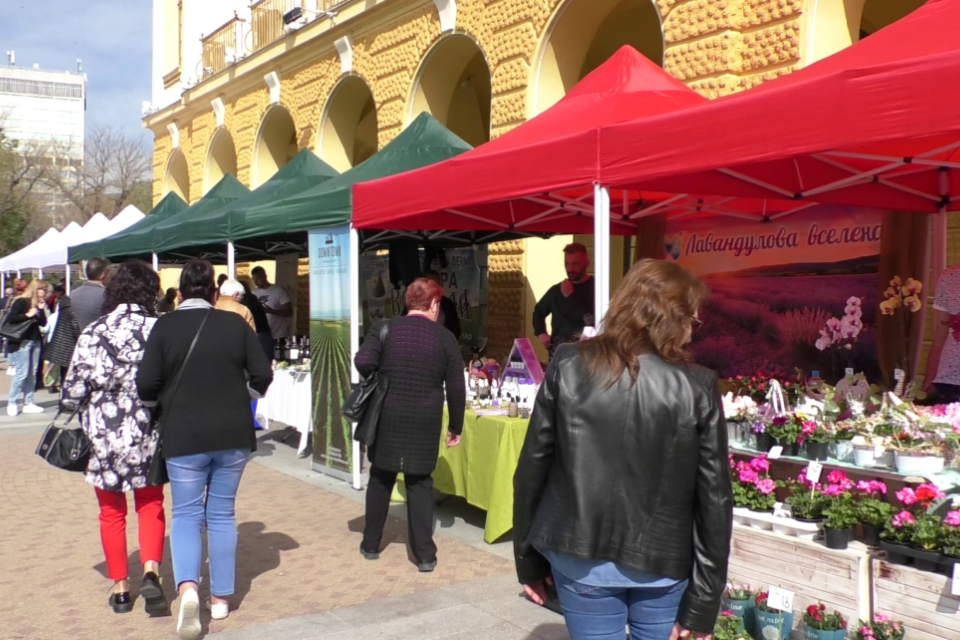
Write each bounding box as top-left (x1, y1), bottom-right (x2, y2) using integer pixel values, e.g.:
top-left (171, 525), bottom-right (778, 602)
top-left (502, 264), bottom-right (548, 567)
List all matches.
top-left (908, 511), bottom-right (943, 571)
top-left (722, 583), bottom-right (755, 634)
top-left (853, 481), bottom-right (890, 547)
top-left (716, 609), bottom-right (754, 640)
top-left (800, 420), bottom-right (833, 461)
top-left (754, 591), bottom-right (794, 640)
top-left (880, 276), bottom-right (923, 389)
top-left (853, 614), bottom-right (904, 640)
top-left (766, 415), bottom-right (802, 456)
top-left (833, 422), bottom-right (857, 462)
top-left (879, 511), bottom-right (916, 565)
top-left (893, 427), bottom-right (947, 475)
top-left (732, 456), bottom-right (782, 520)
top-left (803, 603), bottom-right (847, 640)
top-left (785, 474), bottom-right (828, 523)
top-left (753, 421), bottom-right (774, 453)
top-left (941, 510), bottom-right (960, 575)
top-left (822, 471), bottom-right (857, 550)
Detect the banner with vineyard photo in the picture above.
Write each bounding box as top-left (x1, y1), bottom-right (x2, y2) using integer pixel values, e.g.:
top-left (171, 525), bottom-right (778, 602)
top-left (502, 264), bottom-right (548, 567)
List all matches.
top-left (308, 225), bottom-right (352, 478)
top-left (663, 205), bottom-right (885, 382)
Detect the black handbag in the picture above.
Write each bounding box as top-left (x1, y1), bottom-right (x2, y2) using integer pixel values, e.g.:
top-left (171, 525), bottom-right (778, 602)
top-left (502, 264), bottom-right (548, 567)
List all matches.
top-left (35, 408), bottom-right (89, 472)
top-left (343, 321), bottom-right (390, 447)
top-left (147, 311), bottom-right (211, 486)
top-left (0, 303), bottom-right (35, 341)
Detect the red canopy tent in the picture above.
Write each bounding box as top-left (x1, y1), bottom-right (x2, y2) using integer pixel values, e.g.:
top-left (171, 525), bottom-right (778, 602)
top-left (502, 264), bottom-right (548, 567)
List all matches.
top-left (352, 45), bottom-right (707, 238)
top-left (599, 0), bottom-right (960, 216)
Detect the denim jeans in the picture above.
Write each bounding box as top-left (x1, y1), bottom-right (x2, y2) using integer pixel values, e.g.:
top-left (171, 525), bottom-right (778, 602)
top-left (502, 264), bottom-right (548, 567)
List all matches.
top-left (166, 448), bottom-right (249, 596)
top-left (8, 340), bottom-right (40, 405)
top-left (553, 570), bottom-right (688, 640)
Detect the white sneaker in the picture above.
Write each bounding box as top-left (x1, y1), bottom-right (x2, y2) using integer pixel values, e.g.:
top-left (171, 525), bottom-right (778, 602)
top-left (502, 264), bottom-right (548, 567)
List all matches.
top-left (206, 597), bottom-right (229, 620)
top-left (176, 589), bottom-right (201, 640)
top-left (22, 404), bottom-right (44, 414)
top-left (6, 403), bottom-right (17, 417)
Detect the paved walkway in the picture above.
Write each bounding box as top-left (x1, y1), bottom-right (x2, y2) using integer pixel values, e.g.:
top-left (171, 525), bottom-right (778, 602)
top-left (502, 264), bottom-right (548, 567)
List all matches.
top-left (0, 362), bottom-right (568, 640)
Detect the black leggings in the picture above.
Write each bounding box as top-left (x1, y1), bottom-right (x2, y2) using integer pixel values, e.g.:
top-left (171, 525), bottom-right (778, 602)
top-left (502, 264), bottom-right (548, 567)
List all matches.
top-left (362, 466), bottom-right (437, 563)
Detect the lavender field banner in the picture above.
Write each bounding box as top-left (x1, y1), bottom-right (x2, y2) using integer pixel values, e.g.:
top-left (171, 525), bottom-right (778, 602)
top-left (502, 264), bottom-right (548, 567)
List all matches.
top-left (308, 225), bottom-right (352, 479)
top-left (662, 205), bottom-right (884, 381)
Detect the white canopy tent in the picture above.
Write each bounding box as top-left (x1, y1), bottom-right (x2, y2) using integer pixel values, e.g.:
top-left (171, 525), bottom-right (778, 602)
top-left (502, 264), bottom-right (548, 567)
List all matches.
top-left (0, 228), bottom-right (61, 273)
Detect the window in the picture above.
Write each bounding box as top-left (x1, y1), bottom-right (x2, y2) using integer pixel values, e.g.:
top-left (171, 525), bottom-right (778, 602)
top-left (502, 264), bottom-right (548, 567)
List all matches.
top-left (0, 78), bottom-right (84, 99)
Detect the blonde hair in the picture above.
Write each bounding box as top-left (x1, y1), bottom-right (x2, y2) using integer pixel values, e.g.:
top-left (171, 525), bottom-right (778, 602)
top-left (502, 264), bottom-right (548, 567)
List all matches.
top-left (17, 280), bottom-right (50, 309)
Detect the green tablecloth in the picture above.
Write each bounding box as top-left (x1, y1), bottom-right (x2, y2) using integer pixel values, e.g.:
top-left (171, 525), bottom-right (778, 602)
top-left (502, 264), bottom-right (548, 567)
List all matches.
top-left (392, 410), bottom-right (530, 543)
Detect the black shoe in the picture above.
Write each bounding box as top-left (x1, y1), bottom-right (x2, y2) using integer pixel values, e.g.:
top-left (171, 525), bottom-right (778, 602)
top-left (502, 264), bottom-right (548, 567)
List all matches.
top-left (359, 544), bottom-right (380, 560)
top-left (141, 572), bottom-right (168, 616)
top-left (417, 559), bottom-right (437, 573)
top-left (109, 591), bottom-right (133, 614)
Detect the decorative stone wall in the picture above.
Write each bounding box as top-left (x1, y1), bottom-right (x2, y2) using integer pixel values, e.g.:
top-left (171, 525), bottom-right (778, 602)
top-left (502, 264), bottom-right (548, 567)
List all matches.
top-left (487, 239), bottom-right (527, 364)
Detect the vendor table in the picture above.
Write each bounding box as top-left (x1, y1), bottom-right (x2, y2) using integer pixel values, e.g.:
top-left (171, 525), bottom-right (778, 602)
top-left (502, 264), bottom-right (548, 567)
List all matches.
top-left (258, 369), bottom-right (311, 455)
top-left (393, 410), bottom-right (531, 543)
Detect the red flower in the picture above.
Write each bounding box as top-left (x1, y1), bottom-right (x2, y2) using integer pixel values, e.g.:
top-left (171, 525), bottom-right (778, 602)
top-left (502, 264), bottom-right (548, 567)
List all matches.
top-left (819, 604), bottom-right (826, 611)
top-left (807, 605), bottom-right (819, 616)
top-left (916, 485), bottom-right (942, 503)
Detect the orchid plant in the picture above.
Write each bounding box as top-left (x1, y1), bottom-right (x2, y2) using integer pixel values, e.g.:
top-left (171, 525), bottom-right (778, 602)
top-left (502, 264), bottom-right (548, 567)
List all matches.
top-left (816, 296), bottom-right (863, 352)
top-left (880, 276), bottom-right (923, 385)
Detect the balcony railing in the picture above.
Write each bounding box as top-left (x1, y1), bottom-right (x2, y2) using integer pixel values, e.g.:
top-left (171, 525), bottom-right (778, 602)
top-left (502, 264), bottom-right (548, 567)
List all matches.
top-left (201, 14), bottom-right (247, 77)
top-left (251, 0), bottom-right (300, 52)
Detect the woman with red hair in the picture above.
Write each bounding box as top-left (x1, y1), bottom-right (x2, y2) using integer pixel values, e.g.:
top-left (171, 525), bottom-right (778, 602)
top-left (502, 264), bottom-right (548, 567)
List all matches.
top-left (354, 277), bottom-right (466, 572)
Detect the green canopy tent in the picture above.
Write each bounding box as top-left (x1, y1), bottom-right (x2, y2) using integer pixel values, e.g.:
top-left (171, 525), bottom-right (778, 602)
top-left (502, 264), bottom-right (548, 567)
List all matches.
top-left (69, 175), bottom-right (251, 264)
top-left (154, 149), bottom-right (339, 263)
top-left (69, 191), bottom-right (188, 263)
top-left (152, 113), bottom-right (477, 264)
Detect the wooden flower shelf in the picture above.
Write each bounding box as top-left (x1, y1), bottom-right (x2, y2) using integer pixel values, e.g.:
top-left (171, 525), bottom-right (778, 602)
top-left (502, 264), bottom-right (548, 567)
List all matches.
top-left (871, 559), bottom-right (960, 640)
top-left (728, 525), bottom-right (876, 639)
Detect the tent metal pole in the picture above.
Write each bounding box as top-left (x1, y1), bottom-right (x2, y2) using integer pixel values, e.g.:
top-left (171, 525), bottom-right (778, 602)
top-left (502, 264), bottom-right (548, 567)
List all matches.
top-left (152, 253), bottom-right (159, 271)
top-left (227, 242), bottom-right (236, 278)
top-left (1, 272), bottom-right (5, 294)
top-left (593, 184), bottom-right (611, 332)
top-left (349, 226), bottom-right (362, 491)
top-left (16, 269), bottom-right (20, 278)
top-left (65, 265), bottom-right (71, 294)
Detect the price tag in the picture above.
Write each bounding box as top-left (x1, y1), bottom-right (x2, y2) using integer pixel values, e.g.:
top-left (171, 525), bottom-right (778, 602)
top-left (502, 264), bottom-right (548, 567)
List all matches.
top-left (806, 461), bottom-right (823, 484)
top-left (845, 368), bottom-right (854, 377)
top-left (768, 446), bottom-right (784, 460)
top-left (953, 564), bottom-right (960, 597)
top-left (767, 586), bottom-right (794, 612)
top-left (894, 368), bottom-right (905, 381)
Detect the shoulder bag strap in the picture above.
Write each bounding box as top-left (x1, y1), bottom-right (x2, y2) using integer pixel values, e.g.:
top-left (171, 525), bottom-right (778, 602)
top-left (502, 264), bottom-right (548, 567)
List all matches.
top-left (166, 310), bottom-right (212, 407)
top-left (378, 319), bottom-right (390, 344)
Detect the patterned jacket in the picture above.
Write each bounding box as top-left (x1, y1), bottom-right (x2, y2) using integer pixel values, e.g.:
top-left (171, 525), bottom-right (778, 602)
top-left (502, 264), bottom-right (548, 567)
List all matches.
top-left (62, 305), bottom-right (158, 492)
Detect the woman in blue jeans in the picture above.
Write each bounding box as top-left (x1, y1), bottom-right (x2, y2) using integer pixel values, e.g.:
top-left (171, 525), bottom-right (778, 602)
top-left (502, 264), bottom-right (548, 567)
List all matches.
top-left (514, 260), bottom-right (733, 640)
top-left (138, 260), bottom-right (273, 640)
top-left (5, 280), bottom-right (50, 416)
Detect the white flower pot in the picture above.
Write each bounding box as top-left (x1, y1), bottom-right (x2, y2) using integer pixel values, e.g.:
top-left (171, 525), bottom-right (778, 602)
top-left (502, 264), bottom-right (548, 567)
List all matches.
top-left (733, 507), bottom-right (751, 525)
top-left (853, 446), bottom-right (876, 467)
top-left (895, 453), bottom-right (945, 476)
top-left (876, 449), bottom-right (896, 468)
top-left (833, 441), bottom-right (855, 462)
top-left (746, 512), bottom-right (774, 530)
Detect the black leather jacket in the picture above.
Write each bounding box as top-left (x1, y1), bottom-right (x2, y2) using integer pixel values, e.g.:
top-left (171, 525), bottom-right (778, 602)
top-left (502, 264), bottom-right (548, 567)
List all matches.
top-left (513, 346), bottom-right (732, 633)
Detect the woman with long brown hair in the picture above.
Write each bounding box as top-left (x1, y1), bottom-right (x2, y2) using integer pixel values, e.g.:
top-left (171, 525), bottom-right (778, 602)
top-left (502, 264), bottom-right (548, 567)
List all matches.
top-left (514, 259), bottom-right (732, 640)
top-left (5, 279), bottom-right (50, 416)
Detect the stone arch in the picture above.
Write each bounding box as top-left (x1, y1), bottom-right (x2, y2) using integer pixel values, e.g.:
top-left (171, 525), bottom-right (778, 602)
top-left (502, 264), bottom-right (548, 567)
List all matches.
top-left (203, 127), bottom-right (238, 194)
top-left (318, 75), bottom-right (378, 172)
top-left (252, 104), bottom-right (298, 188)
top-left (531, 0), bottom-right (664, 116)
top-left (801, 0), bottom-right (926, 65)
top-left (163, 149), bottom-right (190, 203)
top-left (406, 33), bottom-right (492, 147)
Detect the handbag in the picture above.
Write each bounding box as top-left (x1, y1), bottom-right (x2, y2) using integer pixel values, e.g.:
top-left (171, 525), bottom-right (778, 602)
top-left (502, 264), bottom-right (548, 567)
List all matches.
top-left (35, 408), bottom-right (89, 472)
top-left (146, 310), bottom-right (211, 486)
top-left (343, 321), bottom-right (390, 447)
top-left (0, 303), bottom-right (35, 341)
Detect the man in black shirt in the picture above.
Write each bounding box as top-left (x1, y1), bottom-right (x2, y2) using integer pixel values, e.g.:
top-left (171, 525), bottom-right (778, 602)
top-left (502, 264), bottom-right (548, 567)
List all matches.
top-left (532, 243), bottom-right (595, 356)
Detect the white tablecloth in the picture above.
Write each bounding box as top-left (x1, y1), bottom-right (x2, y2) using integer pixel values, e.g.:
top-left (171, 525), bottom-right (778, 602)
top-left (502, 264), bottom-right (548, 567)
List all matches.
top-left (258, 369), bottom-right (312, 453)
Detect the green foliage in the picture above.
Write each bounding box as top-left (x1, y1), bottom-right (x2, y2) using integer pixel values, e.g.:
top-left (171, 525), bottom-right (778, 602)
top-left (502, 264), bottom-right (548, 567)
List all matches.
top-left (823, 493), bottom-right (858, 530)
top-left (910, 513), bottom-right (942, 551)
top-left (855, 498), bottom-right (892, 528)
top-left (715, 611), bottom-right (753, 640)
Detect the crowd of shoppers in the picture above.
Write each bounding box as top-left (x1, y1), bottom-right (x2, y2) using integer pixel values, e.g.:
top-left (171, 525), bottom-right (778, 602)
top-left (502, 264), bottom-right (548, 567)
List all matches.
top-left (6, 279), bottom-right (50, 416)
top-left (19, 252), bottom-right (731, 640)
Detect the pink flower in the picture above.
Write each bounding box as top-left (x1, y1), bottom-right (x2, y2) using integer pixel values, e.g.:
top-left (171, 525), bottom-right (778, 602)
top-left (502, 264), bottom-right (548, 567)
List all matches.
top-left (874, 614), bottom-right (889, 623)
top-left (823, 484), bottom-right (844, 497)
top-left (721, 609), bottom-right (733, 616)
top-left (892, 511), bottom-right (916, 528)
top-left (739, 469), bottom-right (759, 484)
top-left (756, 479), bottom-right (777, 495)
top-left (944, 510), bottom-right (960, 527)
top-left (826, 470), bottom-right (849, 485)
top-left (802, 422), bottom-right (817, 435)
top-left (856, 480), bottom-right (887, 495)
top-left (749, 456), bottom-right (770, 473)
top-left (896, 487), bottom-right (917, 505)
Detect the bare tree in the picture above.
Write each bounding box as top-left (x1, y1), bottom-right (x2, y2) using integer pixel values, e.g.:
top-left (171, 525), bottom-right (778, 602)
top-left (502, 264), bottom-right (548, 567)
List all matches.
top-left (0, 123), bottom-right (51, 253)
top-left (50, 125), bottom-right (153, 220)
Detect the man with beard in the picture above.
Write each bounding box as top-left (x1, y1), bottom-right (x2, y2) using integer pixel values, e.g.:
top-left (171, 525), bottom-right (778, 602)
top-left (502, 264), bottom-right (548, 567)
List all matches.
top-left (532, 243), bottom-right (595, 357)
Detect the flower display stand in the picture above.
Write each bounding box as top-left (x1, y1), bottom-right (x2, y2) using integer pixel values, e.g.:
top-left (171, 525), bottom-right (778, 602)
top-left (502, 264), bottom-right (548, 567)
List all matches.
top-left (871, 559), bottom-right (960, 640)
top-left (728, 525), bottom-right (876, 639)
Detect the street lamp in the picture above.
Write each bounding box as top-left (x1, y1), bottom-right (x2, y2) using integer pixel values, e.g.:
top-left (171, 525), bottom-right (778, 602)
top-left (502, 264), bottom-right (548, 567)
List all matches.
top-left (283, 7), bottom-right (337, 26)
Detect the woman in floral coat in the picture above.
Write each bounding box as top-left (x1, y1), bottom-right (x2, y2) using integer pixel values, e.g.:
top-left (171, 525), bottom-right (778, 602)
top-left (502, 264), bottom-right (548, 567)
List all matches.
top-left (63, 260), bottom-right (168, 616)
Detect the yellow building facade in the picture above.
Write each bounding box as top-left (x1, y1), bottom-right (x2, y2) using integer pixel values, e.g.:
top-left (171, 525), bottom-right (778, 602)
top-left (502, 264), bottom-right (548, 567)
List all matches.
top-left (144, 0), bottom-right (928, 358)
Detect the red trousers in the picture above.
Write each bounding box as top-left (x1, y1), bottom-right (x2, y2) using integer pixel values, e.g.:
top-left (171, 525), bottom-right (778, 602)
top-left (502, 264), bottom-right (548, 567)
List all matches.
top-left (95, 486), bottom-right (166, 580)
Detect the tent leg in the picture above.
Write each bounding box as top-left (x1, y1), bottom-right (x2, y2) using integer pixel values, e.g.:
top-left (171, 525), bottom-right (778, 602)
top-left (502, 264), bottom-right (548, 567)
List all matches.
top-left (593, 184), bottom-right (611, 331)
top-left (1, 272), bottom-right (5, 294)
top-left (15, 270), bottom-right (20, 279)
top-left (349, 226), bottom-right (362, 491)
top-left (227, 242), bottom-right (236, 278)
top-left (152, 253), bottom-right (159, 271)
top-left (65, 266), bottom-right (71, 294)
top-left (38, 268), bottom-right (43, 280)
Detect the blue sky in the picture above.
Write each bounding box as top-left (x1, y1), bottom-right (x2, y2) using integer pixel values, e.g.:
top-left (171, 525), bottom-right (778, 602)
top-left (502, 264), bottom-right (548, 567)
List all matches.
top-left (0, 0), bottom-right (152, 146)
